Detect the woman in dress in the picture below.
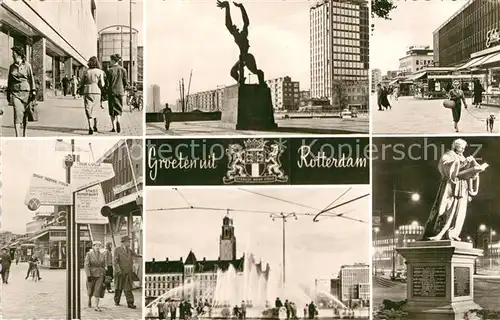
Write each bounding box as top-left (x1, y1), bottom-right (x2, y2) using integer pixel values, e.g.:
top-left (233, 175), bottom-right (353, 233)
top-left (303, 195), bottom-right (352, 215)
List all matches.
top-left (70, 75), bottom-right (79, 98)
top-left (84, 241), bottom-right (106, 311)
top-left (448, 80), bottom-right (468, 132)
top-left (473, 78), bottom-right (484, 108)
top-left (6, 45), bottom-right (36, 137)
top-left (80, 56), bottom-right (105, 134)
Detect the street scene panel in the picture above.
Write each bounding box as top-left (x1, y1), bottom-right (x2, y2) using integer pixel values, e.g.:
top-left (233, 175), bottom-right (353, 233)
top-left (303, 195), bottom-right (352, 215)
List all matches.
top-left (146, 0), bottom-right (369, 135)
top-left (0, 139), bottom-right (144, 319)
top-left (144, 187), bottom-right (371, 319)
top-left (371, 1), bottom-right (500, 134)
top-left (372, 136), bottom-right (500, 319)
top-left (0, 0), bottom-right (144, 137)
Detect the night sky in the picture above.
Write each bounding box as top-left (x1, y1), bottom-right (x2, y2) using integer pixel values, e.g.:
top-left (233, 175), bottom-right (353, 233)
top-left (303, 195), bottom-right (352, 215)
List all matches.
top-left (372, 137), bottom-right (500, 239)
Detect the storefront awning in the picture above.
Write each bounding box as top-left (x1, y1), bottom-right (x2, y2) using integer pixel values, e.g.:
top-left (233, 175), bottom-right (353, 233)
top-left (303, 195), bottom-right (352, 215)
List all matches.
top-left (407, 72), bottom-right (427, 81)
top-left (480, 52), bottom-right (500, 67)
top-left (29, 230), bottom-right (49, 241)
top-left (458, 52), bottom-right (500, 70)
top-left (428, 75), bottom-right (482, 79)
top-left (107, 192), bottom-right (142, 216)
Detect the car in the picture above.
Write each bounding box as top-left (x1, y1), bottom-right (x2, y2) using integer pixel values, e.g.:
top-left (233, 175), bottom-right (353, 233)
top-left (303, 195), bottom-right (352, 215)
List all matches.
top-left (340, 109), bottom-right (352, 119)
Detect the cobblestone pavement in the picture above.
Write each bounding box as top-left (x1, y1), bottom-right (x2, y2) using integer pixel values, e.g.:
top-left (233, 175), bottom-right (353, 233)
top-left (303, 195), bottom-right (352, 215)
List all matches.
top-left (372, 95), bottom-right (500, 134)
top-left (1, 263), bottom-right (142, 319)
top-left (1, 94), bottom-right (143, 137)
top-left (146, 117), bottom-right (369, 136)
top-left (373, 277), bottom-right (500, 311)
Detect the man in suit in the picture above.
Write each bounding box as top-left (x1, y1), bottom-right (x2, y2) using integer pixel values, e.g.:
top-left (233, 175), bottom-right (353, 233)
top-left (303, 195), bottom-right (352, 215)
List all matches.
top-left (114, 235), bottom-right (139, 308)
top-left (105, 54), bottom-right (128, 133)
top-left (0, 248), bottom-right (12, 284)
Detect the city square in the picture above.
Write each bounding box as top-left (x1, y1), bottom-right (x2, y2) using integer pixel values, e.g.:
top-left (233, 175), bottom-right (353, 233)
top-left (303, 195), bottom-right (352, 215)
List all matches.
top-left (371, 1), bottom-right (500, 134)
top-left (0, 139), bottom-right (144, 319)
top-left (144, 188), bottom-right (371, 319)
top-left (372, 136), bottom-right (500, 319)
top-left (0, 0), bottom-right (144, 136)
top-left (145, 0), bottom-right (369, 135)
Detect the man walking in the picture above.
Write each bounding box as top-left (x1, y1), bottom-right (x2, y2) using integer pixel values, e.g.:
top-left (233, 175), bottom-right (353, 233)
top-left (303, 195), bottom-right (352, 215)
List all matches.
top-left (114, 235), bottom-right (139, 309)
top-left (0, 248), bottom-right (12, 284)
top-left (106, 54), bottom-right (128, 133)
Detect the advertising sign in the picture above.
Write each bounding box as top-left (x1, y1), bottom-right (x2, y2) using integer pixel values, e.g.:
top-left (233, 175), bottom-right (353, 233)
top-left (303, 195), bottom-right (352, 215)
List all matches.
top-left (75, 184), bottom-right (108, 224)
top-left (25, 174), bottom-right (72, 209)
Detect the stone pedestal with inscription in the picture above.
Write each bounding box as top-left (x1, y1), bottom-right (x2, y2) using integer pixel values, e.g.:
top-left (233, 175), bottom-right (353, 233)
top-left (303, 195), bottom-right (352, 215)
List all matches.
top-left (397, 240), bottom-right (483, 320)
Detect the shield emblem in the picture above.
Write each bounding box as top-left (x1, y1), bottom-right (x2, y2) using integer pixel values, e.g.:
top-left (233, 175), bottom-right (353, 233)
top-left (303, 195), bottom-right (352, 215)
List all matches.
top-left (245, 150), bottom-right (266, 177)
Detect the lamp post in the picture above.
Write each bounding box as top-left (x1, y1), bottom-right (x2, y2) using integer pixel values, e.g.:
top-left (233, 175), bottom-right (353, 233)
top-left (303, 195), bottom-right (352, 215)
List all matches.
top-left (373, 227), bottom-right (380, 275)
top-left (270, 213), bottom-right (297, 288)
top-left (391, 184), bottom-right (420, 279)
top-left (129, 0), bottom-right (133, 83)
top-left (490, 229), bottom-right (496, 269)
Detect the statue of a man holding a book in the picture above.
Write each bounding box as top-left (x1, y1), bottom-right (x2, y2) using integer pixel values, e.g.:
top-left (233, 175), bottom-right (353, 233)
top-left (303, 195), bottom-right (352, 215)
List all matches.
top-left (422, 138), bottom-right (489, 241)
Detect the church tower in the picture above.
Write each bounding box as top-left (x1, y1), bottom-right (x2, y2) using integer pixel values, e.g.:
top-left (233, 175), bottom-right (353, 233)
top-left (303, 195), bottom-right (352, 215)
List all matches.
top-left (219, 215), bottom-right (236, 260)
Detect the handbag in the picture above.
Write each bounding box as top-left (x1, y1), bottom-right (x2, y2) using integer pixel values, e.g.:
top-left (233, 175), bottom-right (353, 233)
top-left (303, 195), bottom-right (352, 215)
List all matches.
top-left (443, 99), bottom-right (455, 109)
top-left (25, 98), bottom-right (39, 122)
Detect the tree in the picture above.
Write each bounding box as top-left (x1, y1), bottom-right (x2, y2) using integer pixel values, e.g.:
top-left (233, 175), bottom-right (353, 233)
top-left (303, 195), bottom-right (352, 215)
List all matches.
top-left (372, 0), bottom-right (397, 20)
top-left (332, 81), bottom-right (349, 110)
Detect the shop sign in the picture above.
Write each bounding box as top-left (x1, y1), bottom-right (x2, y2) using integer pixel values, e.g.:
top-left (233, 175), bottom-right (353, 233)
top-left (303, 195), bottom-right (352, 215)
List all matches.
top-left (71, 162), bottom-right (115, 191)
top-left (486, 28), bottom-right (500, 48)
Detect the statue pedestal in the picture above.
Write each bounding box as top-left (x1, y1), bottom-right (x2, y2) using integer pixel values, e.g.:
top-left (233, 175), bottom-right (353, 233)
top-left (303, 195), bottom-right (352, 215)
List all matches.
top-left (397, 241), bottom-right (483, 320)
top-left (221, 83), bottom-right (277, 130)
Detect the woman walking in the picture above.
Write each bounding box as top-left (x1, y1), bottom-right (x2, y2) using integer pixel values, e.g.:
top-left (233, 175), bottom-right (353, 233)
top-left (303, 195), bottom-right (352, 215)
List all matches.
top-left (80, 56), bottom-right (105, 134)
top-left (6, 45), bottom-right (36, 137)
top-left (448, 80), bottom-right (468, 132)
top-left (84, 241), bottom-right (106, 312)
top-left (105, 54), bottom-right (128, 133)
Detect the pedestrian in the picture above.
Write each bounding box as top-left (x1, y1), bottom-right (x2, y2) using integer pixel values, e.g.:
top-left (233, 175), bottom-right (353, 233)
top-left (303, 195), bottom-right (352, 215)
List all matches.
top-left (170, 300), bottom-right (178, 320)
top-left (62, 75), bottom-right (69, 96)
top-left (241, 301), bottom-right (247, 320)
top-left (25, 254), bottom-right (41, 280)
top-left (376, 84), bottom-right (384, 111)
top-left (104, 242), bottom-right (114, 293)
top-left (308, 302), bottom-right (316, 319)
top-left (14, 250), bottom-right (20, 265)
top-left (275, 297), bottom-right (283, 308)
top-left (113, 235), bottom-right (139, 309)
top-left (105, 53), bottom-right (128, 133)
top-left (6, 45), bottom-right (36, 137)
top-left (447, 80), bottom-right (467, 133)
top-left (285, 300), bottom-right (291, 319)
top-left (0, 248), bottom-right (12, 284)
top-left (84, 241), bottom-right (106, 311)
top-left (473, 79), bottom-right (484, 108)
top-left (304, 305), bottom-right (308, 319)
top-left (163, 103), bottom-right (173, 131)
top-left (80, 56), bottom-right (105, 135)
top-left (179, 300), bottom-right (186, 320)
top-left (158, 300), bottom-right (166, 319)
top-left (70, 74), bottom-right (79, 98)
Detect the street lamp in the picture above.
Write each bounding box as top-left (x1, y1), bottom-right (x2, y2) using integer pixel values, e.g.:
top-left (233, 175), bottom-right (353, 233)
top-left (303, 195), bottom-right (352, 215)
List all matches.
top-left (373, 227), bottom-right (380, 275)
top-left (392, 186), bottom-right (420, 279)
top-left (270, 213), bottom-right (297, 288)
top-left (490, 229), bottom-right (496, 269)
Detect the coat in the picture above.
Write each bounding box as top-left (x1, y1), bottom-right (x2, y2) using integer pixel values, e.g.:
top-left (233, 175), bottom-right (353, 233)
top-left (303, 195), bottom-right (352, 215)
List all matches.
top-left (84, 250), bottom-right (106, 278)
top-left (113, 246), bottom-right (136, 291)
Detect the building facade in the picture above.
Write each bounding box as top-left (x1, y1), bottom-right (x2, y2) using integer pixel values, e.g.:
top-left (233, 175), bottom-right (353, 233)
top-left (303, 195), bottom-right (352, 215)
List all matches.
top-left (398, 46), bottom-right (434, 75)
top-left (97, 139), bottom-right (143, 286)
top-left (0, 0), bottom-right (98, 100)
top-left (371, 69), bottom-right (381, 92)
top-left (433, 0), bottom-right (500, 67)
top-left (266, 76), bottom-right (300, 111)
top-left (310, 0), bottom-right (369, 103)
top-left (337, 264), bottom-right (370, 306)
top-left (98, 26), bottom-right (139, 82)
top-left (147, 84), bottom-right (162, 112)
top-left (185, 88), bottom-right (224, 112)
top-left (373, 223), bottom-right (425, 272)
top-left (137, 45), bottom-right (143, 83)
top-left (344, 81), bottom-right (369, 109)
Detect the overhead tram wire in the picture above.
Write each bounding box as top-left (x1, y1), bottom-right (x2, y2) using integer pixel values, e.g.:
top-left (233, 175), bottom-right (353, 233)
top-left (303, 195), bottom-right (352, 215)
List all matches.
top-left (173, 188), bottom-right (194, 208)
top-left (146, 206), bottom-right (367, 223)
top-left (238, 188), bottom-right (319, 211)
top-left (320, 187), bottom-right (352, 212)
top-left (313, 193), bottom-right (370, 222)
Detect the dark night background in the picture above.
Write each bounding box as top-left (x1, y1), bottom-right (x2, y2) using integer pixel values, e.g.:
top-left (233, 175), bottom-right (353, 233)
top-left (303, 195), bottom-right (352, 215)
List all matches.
top-left (373, 137), bottom-right (500, 240)
top-left (146, 138), bottom-right (369, 186)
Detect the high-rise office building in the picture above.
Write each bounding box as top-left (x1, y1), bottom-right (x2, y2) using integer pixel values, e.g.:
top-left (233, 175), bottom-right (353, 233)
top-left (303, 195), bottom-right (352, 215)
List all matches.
top-left (371, 68), bottom-right (382, 92)
top-left (266, 76), bottom-right (300, 111)
top-left (310, 0), bottom-right (369, 103)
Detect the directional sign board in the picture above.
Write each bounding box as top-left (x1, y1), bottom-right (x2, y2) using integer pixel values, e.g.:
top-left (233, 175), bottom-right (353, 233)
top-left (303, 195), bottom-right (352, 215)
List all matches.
top-left (75, 184), bottom-right (108, 224)
top-left (25, 174), bottom-right (72, 209)
top-left (71, 162), bottom-right (115, 191)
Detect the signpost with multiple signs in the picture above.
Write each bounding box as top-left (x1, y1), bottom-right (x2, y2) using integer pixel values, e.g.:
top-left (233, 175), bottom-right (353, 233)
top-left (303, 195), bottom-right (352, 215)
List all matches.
top-left (25, 140), bottom-right (116, 320)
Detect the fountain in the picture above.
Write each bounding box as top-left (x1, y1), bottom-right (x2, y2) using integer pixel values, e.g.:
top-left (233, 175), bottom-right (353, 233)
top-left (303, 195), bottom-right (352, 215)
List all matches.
top-left (146, 251), bottom-right (367, 319)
